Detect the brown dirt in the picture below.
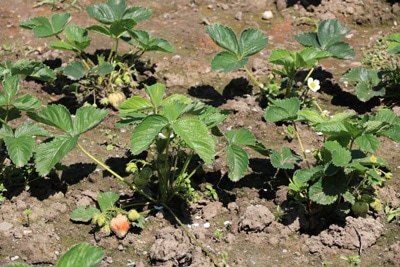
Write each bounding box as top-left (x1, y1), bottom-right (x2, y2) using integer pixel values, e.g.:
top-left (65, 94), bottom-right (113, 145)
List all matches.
top-left (1, 0), bottom-right (400, 266)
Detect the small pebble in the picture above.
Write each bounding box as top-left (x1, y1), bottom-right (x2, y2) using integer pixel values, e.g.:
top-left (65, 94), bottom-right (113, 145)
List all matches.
top-left (235, 11), bottom-right (242, 21)
top-left (203, 222), bottom-right (210, 228)
top-left (262, 11), bottom-right (273, 20)
top-left (23, 230), bottom-right (32, 235)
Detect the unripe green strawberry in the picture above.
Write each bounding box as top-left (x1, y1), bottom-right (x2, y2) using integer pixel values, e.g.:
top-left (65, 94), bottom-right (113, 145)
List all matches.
top-left (139, 167), bottom-right (152, 180)
top-left (133, 167), bottom-right (152, 189)
top-left (100, 224), bottom-right (111, 235)
top-left (352, 201), bottom-right (369, 217)
top-left (370, 197), bottom-right (383, 211)
top-left (128, 209), bottom-right (140, 221)
top-left (385, 172), bottom-right (393, 179)
top-left (360, 194), bottom-right (371, 202)
top-left (115, 77), bottom-right (123, 86)
top-left (122, 72), bottom-right (131, 84)
top-left (96, 214), bottom-right (107, 227)
top-left (91, 213), bottom-right (101, 225)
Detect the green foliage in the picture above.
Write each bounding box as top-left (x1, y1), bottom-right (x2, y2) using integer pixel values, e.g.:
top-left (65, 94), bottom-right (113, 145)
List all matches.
top-left (19, 0), bottom-right (174, 106)
top-left (349, 32), bottom-right (400, 103)
top-left (5, 242), bottom-right (105, 267)
top-left (340, 67), bottom-right (385, 102)
top-left (0, 59), bottom-right (56, 81)
top-left (384, 201), bottom-right (400, 223)
top-left (264, 95), bottom-right (399, 216)
top-left (206, 19), bottom-right (354, 103)
top-left (206, 24), bottom-right (268, 73)
top-left (294, 19), bottom-right (355, 59)
top-left (119, 82), bottom-right (267, 203)
top-left (19, 13), bottom-right (72, 38)
top-left (0, 74), bottom-right (50, 185)
top-left (340, 254), bottom-right (361, 267)
top-left (56, 243), bottom-right (105, 267)
top-left (28, 105), bottom-right (108, 176)
top-left (263, 97), bottom-right (300, 122)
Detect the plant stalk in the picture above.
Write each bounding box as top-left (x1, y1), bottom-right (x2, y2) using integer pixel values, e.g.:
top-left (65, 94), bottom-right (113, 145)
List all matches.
top-left (243, 66), bottom-right (263, 89)
top-left (292, 122), bottom-right (311, 169)
top-left (77, 142), bottom-right (157, 203)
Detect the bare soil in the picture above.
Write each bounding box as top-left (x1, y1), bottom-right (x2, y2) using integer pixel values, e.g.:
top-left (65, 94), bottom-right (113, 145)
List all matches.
top-left (1, 0), bottom-right (400, 266)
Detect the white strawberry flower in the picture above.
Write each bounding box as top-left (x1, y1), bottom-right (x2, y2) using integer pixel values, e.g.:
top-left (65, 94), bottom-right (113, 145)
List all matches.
top-left (307, 77), bottom-right (320, 92)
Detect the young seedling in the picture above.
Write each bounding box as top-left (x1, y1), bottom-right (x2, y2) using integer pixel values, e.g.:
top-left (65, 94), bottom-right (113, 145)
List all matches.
top-left (213, 230), bottom-right (224, 242)
top-left (23, 206), bottom-right (32, 227)
top-left (384, 200), bottom-right (400, 223)
top-left (340, 254), bottom-right (361, 267)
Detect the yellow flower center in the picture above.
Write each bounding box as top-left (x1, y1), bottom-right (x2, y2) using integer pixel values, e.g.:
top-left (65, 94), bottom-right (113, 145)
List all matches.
top-left (370, 155), bottom-right (377, 163)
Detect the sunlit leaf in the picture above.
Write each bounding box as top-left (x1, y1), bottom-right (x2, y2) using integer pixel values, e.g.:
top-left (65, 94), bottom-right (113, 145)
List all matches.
top-left (89, 62), bottom-right (114, 75)
top-left (355, 134), bottom-right (379, 153)
top-left (64, 61), bottom-right (86, 80)
top-left (123, 6), bottom-right (152, 22)
top-left (270, 147), bottom-right (301, 169)
top-left (130, 114), bottom-right (169, 155)
top-left (69, 206), bottom-right (100, 222)
top-left (206, 24), bottom-right (239, 54)
top-left (238, 28), bottom-right (268, 57)
top-left (309, 174), bottom-right (347, 205)
top-left (35, 135), bottom-right (79, 176)
top-left (263, 97), bottom-right (300, 122)
top-left (56, 242), bottom-right (104, 267)
top-left (225, 128), bottom-right (256, 146)
top-left (317, 19), bottom-right (350, 49)
top-left (73, 106), bottom-right (108, 135)
top-left (172, 117), bottom-right (216, 163)
top-left (119, 96), bottom-right (153, 116)
top-left (211, 51), bottom-right (248, 73)
top-left (226, 144), bottom-right (248, 182)
top-left (145, 83), bottom-right (165, 108)
top-left (29, 104), bottom-right (74, 135)
top-left (97, 192), bottom-right (119, 212)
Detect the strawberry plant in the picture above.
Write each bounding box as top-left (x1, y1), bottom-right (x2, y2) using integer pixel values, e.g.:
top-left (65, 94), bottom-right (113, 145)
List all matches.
top-left (19, 0), bottom-right (174, 107)
top-left (118, 82), bottom-right (269, 204)
top-left (264, 96), bottom-right (400, 219)
top-left (206, 19), bottom-right (355, 104)
top-left (0, 74), bottom-right (50, 191)
top-left (342, 32), bottom-right (400, 104)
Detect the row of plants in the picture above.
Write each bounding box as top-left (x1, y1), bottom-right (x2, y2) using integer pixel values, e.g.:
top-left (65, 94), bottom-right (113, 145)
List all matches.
top-left (1, 1), bottom-right (400, 265)
top-left (205, 18), bottom-right (400, 223)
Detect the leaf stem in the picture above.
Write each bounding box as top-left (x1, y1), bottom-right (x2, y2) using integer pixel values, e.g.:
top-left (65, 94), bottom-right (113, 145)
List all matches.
top-left (77, 142), bottom-right (157, 203)
top-left (243, 66), bottom-right (263, 89)
top-left (292, 122), bottom-right (311, 169)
